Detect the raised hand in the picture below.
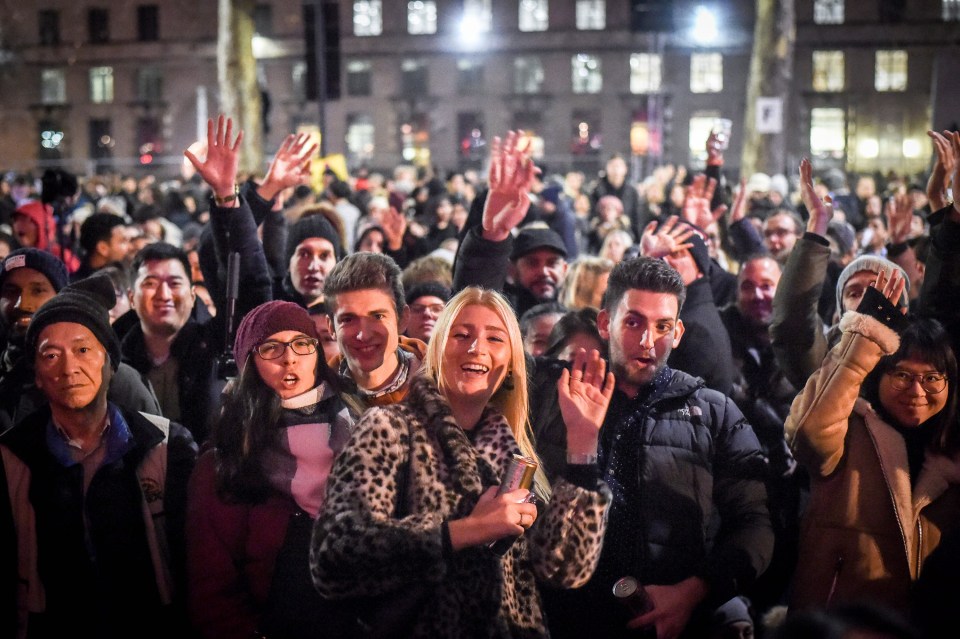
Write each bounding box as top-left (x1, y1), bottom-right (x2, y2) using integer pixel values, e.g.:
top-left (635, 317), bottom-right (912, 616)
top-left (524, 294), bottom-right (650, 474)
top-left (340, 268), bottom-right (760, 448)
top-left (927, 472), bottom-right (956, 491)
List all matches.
top-left (259, 132), bottom-right (318, 201)
top-left (558, 348), bottom-right (615, 456)
top-left (947, 131), bottom-right (960, 218)
top-left (729, 177), bottom-right (748, 223)
top-left (706, 131), bottom-right (724, 167)
top-left (681, 174), bottom-right (726, 230)
top-left (380, 206), bottom-right (407, 252)
top-left (799, 158), bottom-right (831, 236)
top-left (872, 268), bottom-right (907, 314)
top-left (184, 115), bottom-right (243, 204)
top-left (640, 215), bottom-right (695, 259)
top-left (482, 132), bottom-right (540, 241)
top-left (885, 191), bottom-right (914, 245)
top-left (926, 131), bottom-right (955, 211)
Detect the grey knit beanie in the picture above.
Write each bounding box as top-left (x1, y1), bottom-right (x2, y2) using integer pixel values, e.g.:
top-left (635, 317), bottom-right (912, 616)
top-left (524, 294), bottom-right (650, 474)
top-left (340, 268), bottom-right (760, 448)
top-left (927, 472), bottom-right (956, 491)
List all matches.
top-left (835, 255), bottom-right (909, 317)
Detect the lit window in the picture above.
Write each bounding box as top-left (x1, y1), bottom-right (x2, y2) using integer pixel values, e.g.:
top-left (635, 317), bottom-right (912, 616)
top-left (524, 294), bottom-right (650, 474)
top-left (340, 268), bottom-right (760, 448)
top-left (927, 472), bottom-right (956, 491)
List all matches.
top-left (810, 107), bottom-right (846, 158)
top-left (347, 60), bottom-right (372, 96)
top-left (519, 0), bottom-right (548, 32)
top-left (572, 54), bottom-right (602, 94)
top-left (875, 50), bottom-right (908, 92)
top-left (40, 68), bottom-right (66, 105)
top-left (400, 114), bottom-right (430, 166)
top-left (689, 114), bottom-right (719, 165)
top-left (813, 0), bottom-right (843, 24)
top-left (576, 0), bottom-right (605, 30)
top-left (354, 1), bottom-right (382, 36)
top-left (90, 66), bottom-right (114, 104)
top-left (571, 109), bottom-right (602, 155)
top-left (463, 0), bottom-right (492, 32)
top-left (945, 0), bottom-right (960, 20)
top-left (137, 66), bottom-right (163, 102)
top-left (514, 56), bottom-right (544, 94)
top-left (346, 113), bottom-right (375, 164)
top-left (690, 53), bottom-right (722, 93)
top-left (408, 1), bottom-right (437, 35)
top-left (812, 51), bottom-right (844, 92)
top-left (630, 53), bottom-right (662, 93)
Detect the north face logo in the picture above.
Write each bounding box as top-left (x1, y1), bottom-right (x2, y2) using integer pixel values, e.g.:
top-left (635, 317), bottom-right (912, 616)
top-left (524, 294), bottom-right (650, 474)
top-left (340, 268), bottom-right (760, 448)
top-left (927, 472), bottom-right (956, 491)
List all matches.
top-left (141, 478), bottom-right (164, 503)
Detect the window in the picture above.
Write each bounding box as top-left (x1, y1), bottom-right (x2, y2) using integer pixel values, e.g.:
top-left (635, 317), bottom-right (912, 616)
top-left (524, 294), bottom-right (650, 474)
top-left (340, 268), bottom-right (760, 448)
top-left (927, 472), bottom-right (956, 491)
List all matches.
top-left (945, 0), bottom-right (960, 20)
top-left (408, 1), bottom-right (437, 34)
top-left (572, 54), bottom-right (602, 94)
top-left (400, 113), bottom-right (430, 165)
top-left (519, 0), bottom-right (548, 32)
top-left (875, 50), bottom-right (907, 91)
top-left (463, 0), bottom-right (492, 32)
top-left (812, 51), bottom-right (844, 92)
top-left (346, 60), bottom-right (372, 96)
top-left (88, 8), bottom-right (109, 43)
top-left (90, 66), bottom-right (114, 103)
top-left (457, 59), bottom-right (484, 94)
top-left (137, 5), bottom-right (159, 41)
top-left (690, 53), bottom-right (722, 93)
top-left (137, 117), bottom-right (163, 157)
top-left (810, 108), bottom-right (845, 158)
top-left (353, 1), bottom-right (382, 36)
top-left (89, 118), bottom-right (114, 168)
top-left (346, 114), bottom-right (375, 165)
top-left (40, 69), bottom-right (66, 105)
top-left (401, 59), bottom-right (428, 95)
top-left (576, 0), bottom-right (605, 30)
top-left (39, 120), bottom-right (64, 161)
top-left (630, 53), bottom-right (662, 93)
top-left (513, 112), bottom-right (544, 159)
top-left (253, 4), bottom-right (272, 36)
top-left (689, 114), bottom-right (720, 166)
top-left (137, 66), bottom-right (163, 102)
top-left (38, 10), bottom-right (60, 46)
top-left (513, 56), bottom-right (544, 94)
top-left (571, 109), bottom-right (601, 155)
top-left (813, 0), bottom-right (843, 24)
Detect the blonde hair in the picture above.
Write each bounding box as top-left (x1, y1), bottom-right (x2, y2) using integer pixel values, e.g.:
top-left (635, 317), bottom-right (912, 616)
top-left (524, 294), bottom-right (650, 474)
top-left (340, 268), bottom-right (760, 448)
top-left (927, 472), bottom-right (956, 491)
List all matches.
top-left (562, 256), bottom-right (614, 310)
top-left (424, 287), bottom-right (550, 498)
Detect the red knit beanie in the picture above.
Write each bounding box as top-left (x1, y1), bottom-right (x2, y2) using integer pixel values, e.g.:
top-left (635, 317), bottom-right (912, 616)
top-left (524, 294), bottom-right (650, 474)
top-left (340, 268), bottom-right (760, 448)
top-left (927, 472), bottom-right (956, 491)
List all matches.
top-left (234, 301), bottom-right (318, 366)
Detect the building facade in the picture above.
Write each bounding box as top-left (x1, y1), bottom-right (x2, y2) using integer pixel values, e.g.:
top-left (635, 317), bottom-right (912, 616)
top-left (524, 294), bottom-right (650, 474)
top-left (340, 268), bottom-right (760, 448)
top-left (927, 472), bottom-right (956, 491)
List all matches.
top-left (0, 0), bottom-right (957, 180)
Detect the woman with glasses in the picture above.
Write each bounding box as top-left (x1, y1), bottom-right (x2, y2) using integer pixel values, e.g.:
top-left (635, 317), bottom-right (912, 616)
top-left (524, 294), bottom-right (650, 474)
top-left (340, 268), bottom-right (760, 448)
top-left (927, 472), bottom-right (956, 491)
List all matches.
top-left (186, 300), bottom-right (353, 638)
top-left (785, 270), bottom-right (960, 616)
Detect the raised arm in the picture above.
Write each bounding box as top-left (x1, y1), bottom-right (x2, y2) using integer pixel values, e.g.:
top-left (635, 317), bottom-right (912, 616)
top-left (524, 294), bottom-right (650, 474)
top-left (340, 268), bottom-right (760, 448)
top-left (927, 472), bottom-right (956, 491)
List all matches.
top-left (926, 130), bottom-right (955, 213)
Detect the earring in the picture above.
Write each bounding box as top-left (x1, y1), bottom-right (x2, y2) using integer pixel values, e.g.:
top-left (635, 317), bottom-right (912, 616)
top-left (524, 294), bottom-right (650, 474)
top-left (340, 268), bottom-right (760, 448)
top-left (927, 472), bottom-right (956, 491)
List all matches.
top-left (502, 371), bottom-right (515, 391)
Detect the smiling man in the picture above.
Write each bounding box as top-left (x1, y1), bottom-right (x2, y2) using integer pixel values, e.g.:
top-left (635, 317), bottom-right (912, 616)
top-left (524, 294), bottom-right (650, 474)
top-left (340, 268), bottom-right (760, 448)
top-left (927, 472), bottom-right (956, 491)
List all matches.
top-left (534, 257), bottom-right (772, 639)
top-left (0, 274), bottom-right (197, 637)
top-left (322, 252), bottom-right (426, 414)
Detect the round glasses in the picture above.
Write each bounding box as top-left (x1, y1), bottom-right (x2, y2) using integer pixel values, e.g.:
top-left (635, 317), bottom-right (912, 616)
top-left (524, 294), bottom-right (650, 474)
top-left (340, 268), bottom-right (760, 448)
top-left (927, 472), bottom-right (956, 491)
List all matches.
top-left (255, 337), bottom-right (318, 360)
top-left (886, 370), bottom-right (948, 394)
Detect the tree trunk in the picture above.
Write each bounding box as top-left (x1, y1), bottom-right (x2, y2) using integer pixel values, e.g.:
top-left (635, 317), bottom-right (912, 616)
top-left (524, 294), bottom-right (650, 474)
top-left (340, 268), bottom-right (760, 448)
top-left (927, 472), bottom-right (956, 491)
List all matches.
top-left (741, 0), bottom-right (795, 177)
top-left (217, 0), bottom-right (263, 174)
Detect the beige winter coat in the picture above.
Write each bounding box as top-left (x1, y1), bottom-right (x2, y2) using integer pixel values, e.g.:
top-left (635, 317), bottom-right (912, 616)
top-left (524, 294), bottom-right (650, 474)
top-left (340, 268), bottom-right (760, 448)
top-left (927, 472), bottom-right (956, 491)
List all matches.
top-left (785, 311), bottom-right (960, 614)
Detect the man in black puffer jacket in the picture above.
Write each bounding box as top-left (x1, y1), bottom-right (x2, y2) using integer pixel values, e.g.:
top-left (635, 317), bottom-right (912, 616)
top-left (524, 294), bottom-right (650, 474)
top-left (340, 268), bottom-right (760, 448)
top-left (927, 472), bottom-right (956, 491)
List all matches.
top-left (535, 257), bottom-right (773, 639)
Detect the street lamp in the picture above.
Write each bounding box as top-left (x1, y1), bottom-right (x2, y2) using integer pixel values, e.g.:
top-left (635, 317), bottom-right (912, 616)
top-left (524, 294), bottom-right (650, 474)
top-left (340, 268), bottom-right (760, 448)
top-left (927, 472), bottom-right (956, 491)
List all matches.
top-left (691, 6), bottom-right (719, 45)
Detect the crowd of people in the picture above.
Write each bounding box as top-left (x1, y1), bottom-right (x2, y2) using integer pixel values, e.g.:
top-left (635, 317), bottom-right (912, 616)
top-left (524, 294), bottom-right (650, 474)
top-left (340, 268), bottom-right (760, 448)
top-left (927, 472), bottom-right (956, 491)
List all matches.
top-left (1, 114), bottom-right (959, 639)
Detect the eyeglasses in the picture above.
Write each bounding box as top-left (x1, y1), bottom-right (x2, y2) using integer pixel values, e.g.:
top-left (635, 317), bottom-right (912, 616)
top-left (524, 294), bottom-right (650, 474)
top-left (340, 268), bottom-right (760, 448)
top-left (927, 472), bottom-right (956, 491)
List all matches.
top-left (255, 337), bottom-right (318, 360)
top-left (886, 370), bottom-right (948, 394)
top-left (410, 303), bottom-right (445, 316)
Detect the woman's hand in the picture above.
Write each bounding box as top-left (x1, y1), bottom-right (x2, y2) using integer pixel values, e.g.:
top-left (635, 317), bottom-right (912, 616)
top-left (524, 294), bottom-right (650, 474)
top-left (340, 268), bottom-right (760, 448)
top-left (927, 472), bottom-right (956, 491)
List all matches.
top-left (926, 130), bottom-right (955, 211)
top-left (681, 174), bottom-right (726, 230)
top-left (184, 115), bottom-right (243, 207)
top-left (799, 157), bottom-right (831, 236)
top-left (885, 191), bottom-right (914, 245)
top-left (558, 348), bottom-right (616, 456)
top-left (258, 132), bottom-right (317, 202)
top-left (482, 132), bottom-right (540, 241)
top-left (447, 487), bottom-right (538, 550)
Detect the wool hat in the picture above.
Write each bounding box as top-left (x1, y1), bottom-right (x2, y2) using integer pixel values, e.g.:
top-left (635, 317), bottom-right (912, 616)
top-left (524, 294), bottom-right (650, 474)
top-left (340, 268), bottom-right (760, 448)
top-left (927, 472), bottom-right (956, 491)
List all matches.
top-left (746, 172), bottom-right (771, 194)
top-left (0, 248), bottom-right (70, 292)
top-left (835, 255), bottom-right (910, 316)
top-left (510, 227), bottom-right (568, 261)
top-left (826, 220), bottom-right (856, 257)
top-left (25, 272), bottom-right (121, 370)
top-left (354, 223), bottom-right (386, 253)
top-left (233, 300), bottom-right (318, 367)
top-left (405, 281), bottom-right (452, 306)
top-left (284, 214), bottom-right (343, 264)
top-left (710, 596), bottom-right (753, 629)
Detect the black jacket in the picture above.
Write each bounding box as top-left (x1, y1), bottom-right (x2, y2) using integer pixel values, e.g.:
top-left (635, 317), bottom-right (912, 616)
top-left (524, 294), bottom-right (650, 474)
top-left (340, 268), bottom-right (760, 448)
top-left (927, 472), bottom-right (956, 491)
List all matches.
top-left (669, 277), bottom-right (735, 396)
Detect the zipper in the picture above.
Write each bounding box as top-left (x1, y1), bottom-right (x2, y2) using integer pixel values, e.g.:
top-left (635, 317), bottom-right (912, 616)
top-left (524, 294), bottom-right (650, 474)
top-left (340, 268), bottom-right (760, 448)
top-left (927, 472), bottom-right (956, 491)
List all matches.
top-left (915, 518), bottom-right (923, 580)
top-left (826, 555), bottom-right (843, 605)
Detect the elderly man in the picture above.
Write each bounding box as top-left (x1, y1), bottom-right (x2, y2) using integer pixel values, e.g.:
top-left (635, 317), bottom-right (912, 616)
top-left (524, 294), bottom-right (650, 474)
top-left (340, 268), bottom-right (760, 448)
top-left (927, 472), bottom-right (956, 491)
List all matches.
top-left (0, 274), bottom-right (197, 637)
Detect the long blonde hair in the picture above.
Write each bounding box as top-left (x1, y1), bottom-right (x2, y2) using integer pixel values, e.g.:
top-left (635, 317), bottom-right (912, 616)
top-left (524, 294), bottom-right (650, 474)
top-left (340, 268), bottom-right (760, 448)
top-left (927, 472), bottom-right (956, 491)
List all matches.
top-left (424, 287), bottom-right (550, 498)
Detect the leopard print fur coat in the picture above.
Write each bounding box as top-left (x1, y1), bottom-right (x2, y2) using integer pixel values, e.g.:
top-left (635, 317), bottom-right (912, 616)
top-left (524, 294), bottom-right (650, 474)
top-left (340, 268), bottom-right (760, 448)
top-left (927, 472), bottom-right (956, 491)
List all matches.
top-left (310, 375), bottom-right (610, 638)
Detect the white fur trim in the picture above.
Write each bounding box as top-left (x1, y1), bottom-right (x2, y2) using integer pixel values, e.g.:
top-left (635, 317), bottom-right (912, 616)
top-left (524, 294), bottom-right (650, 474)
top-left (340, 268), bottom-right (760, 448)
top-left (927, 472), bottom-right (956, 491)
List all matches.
top-left (839, 311), bottom-right (900, 354)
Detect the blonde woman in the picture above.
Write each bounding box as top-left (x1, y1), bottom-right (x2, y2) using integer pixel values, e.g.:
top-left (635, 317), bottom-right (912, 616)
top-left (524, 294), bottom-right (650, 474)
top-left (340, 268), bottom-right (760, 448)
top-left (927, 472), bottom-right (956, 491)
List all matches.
top-left (562, 256), bottom-right (614, 310)
top-left (310, 287), bottom-right (613, 637)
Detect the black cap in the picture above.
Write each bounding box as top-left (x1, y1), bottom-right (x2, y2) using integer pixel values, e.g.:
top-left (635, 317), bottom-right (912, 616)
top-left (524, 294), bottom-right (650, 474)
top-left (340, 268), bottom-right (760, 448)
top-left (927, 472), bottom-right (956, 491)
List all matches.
top-left (510, 227), bottom-right (568, 261)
